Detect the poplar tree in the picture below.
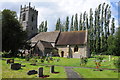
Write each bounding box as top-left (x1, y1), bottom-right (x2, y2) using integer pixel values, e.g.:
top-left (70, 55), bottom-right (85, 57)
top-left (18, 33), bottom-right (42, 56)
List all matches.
top-left (65, 16), bottom-right (69, 31)
top-left (83, 11), bottom-right (86, 30)
top-left (79, 13), bottom-right (83, 30)
top-left (44, 20), bottom-right (47, 32)
top-left (111, 18), bottom-right (115, 35)
top-left (74, 13), bottom-right (78, 31)
top-left (70, 15), bottom-right (74, 31)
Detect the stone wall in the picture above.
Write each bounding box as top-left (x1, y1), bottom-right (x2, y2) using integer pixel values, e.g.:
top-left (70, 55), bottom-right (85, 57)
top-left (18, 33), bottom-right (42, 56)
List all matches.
top-left (56, 44), bottom-right (90, 58)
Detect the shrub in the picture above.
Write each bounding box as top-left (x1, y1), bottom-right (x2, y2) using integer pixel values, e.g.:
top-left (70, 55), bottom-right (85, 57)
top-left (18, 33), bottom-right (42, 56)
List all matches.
top-left (113, 57), bottom-right (120, 72)
top-left (80, 57), bottom-right (88, 65)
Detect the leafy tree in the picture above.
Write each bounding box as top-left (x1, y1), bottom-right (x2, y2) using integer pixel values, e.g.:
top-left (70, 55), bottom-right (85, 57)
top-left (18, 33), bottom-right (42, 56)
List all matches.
top-left (111, 18), bottom-right (115, 35)
top-left (114, 27), bottom-right (120, 56)
top-left (83, 11), bottom-right (86, 30)
top-left (70, 15), bottom-right (74, 31)
top-left (44, 20), bottom-right (47, 32)
top-left (107, 35), bottom-right (115, 55)
top-left (39, 21), bottom-right (44, 32)
top-left (101, 3), bottom-right (105, 52)
top-left (55, 18), bottom-right (61, 31)
top-left (74, 13), bottom-right (78, 31)
top-left (65, 16), bottom-right (69, 31)
top-left (2, 9), bottom-right (27, 56)
top-left (79, 13), bottom-right (82, 30)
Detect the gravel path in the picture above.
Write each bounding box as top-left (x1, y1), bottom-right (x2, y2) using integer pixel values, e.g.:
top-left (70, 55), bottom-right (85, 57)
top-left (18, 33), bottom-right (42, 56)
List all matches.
top-left (64, 67), bottom-right (84, 80)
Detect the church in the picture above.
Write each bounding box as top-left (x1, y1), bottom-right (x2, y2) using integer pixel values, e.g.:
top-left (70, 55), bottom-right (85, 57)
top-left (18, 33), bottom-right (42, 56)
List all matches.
top-left (19, 3), bottom-right (90, 58)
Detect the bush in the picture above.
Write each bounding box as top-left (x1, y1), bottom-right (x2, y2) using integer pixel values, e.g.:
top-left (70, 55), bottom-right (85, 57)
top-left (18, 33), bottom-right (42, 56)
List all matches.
top-left (2, 51), bottom-right (11, 57)
top-left (113, 57), bottom-right (120, 72)
top-left (80, 57), bottom-right (88, 65)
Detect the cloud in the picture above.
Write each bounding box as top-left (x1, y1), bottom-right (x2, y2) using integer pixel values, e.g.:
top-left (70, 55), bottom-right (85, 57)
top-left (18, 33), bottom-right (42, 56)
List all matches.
top-left (0, 0), bottom-right (118, 31)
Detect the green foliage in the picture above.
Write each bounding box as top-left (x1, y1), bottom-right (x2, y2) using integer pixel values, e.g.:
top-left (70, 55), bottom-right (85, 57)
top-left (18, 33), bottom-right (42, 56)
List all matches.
top-left (107, 35), bottom-right (115, 55)
top-left (65, 16), bottom-right (69, 31)
top-left (113, 58), bottom-right (120, 70)
top-left (55, 18), bottom-right (61, 31)
top-left (74, 13), bottom-right (78, 31)
top-left (1, 51), bottom-right (11, 57)
top-left (79, 13), bottom-right (82, 30)
top-left (114, 27), bottom-right (120, 56)
top-left (2, 9), bottom-right (27, 56)
top-left (70, 15), bottom-right (74, 31)
top-left (80, 57), bottom-right (88, 65)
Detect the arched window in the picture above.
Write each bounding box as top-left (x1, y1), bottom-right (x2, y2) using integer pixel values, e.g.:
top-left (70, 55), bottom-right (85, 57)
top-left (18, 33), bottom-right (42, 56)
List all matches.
top-left (31, 14), bottom-right (34, 22)
top-left (74, 45), bottom-right (78, 52)
top-left (23, 13), bottom-right (26, 21)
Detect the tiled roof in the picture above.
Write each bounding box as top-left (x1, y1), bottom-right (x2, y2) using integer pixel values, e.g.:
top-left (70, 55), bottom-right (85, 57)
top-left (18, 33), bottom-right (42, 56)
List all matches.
top-left (56, 31), bottom-right (86, 45)
top-left (30, 31), bottom-right (60, 43)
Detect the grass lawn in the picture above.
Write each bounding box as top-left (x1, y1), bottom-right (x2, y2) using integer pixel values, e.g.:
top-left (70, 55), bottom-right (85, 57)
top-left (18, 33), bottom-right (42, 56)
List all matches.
top-left (42, 55), bottom-right (119, 69)
top-left (2, 59), bottom-right (67, 78)
top-left (73, 68), bottom-right (119, 79)
top-left (1, 55), bottom-right (119, 78)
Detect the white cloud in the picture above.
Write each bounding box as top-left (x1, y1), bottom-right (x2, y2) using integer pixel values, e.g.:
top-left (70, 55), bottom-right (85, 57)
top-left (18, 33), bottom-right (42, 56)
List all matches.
top-left (0, 0), bottom-right (118, 31)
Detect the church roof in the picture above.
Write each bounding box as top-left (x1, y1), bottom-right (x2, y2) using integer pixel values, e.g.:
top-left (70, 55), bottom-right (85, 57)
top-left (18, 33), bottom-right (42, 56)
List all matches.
top-left (56, 31), bottom-right (87, 45)
top-left (36, 40), bottom-right (53, 49)
top-left (30, 31), bottom-right (60, 43)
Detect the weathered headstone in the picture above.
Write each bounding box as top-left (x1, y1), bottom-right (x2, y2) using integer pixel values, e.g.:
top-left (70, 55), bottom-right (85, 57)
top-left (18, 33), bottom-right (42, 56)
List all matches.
top-left (11, 63), bottom-right (21, 70)
top-left (50, 65), bottom-right (54, 73)
top-left (21, 65), bottom-right (26, 67)
top-left (38, 67), bottom-right (43, 77)
top-left (7, 59), bottom-right (14, 64)
top-left (27, 70), bottom-right (37, 75)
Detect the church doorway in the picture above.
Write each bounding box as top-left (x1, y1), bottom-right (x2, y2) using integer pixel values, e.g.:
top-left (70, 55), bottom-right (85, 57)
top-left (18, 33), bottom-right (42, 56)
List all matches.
top-left (61, 51), bottom-right (64, 57)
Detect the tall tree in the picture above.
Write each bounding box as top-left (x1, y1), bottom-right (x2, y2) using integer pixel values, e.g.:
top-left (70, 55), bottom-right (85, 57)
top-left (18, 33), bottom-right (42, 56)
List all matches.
top-left (55, 18), bottom-right (61, 31)
top-left (79, 13), bottom-right (82, 30)
top-left (2, 9), bottom-right (27, 56)
top-left (101, 3), bottom-right (105, 52)
top-left (111, 18), bottom-right (115, 35)
top-left (44, 20), bottom-right (47, 32)
top-left (83, 11), bottom-right (86, 30)
top-left (74, 13), bottom-right (78, 31)
top-left (89, 8), bottom-right (94, 53)
top-left (70, 15), bottom-right (74, 31)
top-left (96, 4), bottom-right (101, 53)
top-left (65, 16), bottom-right (69, 31)
top-left (39, 21), bottom-right (44, 32)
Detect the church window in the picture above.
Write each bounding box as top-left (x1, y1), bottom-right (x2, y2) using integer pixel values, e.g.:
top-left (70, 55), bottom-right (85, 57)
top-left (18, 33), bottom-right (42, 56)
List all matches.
top-left (74, 45), bottom-right (78, 52)
top-left (32, 27), bottom-right (33, 30)
top-left (23, 13), bottom-right (26, 21)
top-left (31, 14), bottom-right (34, 22)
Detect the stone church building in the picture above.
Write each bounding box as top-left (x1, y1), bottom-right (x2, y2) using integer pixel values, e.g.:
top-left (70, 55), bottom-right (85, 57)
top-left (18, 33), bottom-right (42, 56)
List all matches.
top-left (20, 3), bottom-right (90, 58)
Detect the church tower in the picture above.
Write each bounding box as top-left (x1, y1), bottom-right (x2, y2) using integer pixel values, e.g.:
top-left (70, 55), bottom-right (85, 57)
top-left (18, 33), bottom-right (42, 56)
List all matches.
top-left (19, 3), bottom-right (38, 39)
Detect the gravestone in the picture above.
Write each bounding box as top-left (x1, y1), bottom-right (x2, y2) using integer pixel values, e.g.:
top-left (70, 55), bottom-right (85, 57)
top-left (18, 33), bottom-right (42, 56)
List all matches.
top-left (50, 65), bottom-right (54, 73)
top-left (11, 63), bottom-right (21, 70)
top-left (21, 65), bottom-right (26, 67)
top-left (7, 59), bottom-right (14, 64)
top-left (38, 67), bottom-right (43, 77)
top-left (27, 70), bottom-right (37, 75)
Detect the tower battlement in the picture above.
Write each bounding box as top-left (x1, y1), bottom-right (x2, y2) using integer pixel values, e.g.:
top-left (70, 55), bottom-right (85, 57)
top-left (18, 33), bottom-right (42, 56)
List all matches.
top-left (19, 2), bottom-right (38, 39)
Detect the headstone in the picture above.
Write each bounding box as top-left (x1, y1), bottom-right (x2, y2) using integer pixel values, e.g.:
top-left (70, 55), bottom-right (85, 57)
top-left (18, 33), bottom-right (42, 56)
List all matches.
top-left (38, 67), bottom-right (43, 77)
top-left (27, 70), bottom-right (37, 75)
top-left (50, 65), bottom-right (54, 73)
top-left (21, 65), bottom-right (26, 67)
top-left (7, 59), bottom-right (14, 64)
top-left (11, 63), bottom-right (21, 70)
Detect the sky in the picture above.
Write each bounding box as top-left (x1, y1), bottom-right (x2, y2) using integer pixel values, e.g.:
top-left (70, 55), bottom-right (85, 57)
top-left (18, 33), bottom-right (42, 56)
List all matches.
top-left (0, 0), bottom-right (119, 32)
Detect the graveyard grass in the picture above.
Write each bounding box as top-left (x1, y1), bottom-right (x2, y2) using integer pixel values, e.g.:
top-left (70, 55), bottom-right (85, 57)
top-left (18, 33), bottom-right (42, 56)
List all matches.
top-left (43, 55), bottom-right (118, 69)
top-left (2, 55), bottom-right (119, 78)
top-left (73, 68), bottom-right (119, 78)
top-left (2, 60), bottom-right (67, 78)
